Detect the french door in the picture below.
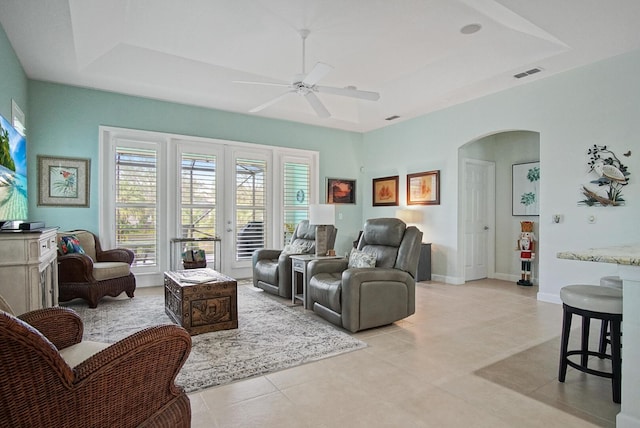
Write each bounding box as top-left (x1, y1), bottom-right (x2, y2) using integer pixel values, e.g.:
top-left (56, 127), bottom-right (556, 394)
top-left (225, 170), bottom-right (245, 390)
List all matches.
top-left (100, 126), bottom-right (316, 286)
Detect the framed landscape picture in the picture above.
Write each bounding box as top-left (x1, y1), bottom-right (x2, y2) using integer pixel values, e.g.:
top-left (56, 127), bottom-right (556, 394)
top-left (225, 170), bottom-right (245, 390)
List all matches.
top-left (512, 161), bottom-right (540, 216)
top-left (38, 155), bottom-right (91, 207)
top-left (326, 178), bottom-right (356, 204)
top-left (372, 175), bottom-right (399, 206)
top-left (407, 170), bottom-right (440, 205)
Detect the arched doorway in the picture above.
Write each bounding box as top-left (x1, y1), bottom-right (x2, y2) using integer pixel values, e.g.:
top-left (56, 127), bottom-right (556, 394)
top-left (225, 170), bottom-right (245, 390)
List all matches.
top-left (459, 130), bottom-right (540, 283)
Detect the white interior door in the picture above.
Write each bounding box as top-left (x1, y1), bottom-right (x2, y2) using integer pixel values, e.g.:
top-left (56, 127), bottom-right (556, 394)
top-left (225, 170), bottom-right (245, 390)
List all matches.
top-left (463, 159), bottom-right (495, 281)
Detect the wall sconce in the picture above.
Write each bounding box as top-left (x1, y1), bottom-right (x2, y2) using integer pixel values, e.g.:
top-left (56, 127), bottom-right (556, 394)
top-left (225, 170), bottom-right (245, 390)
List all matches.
top-left (309, 204), bottom-right (335, 256)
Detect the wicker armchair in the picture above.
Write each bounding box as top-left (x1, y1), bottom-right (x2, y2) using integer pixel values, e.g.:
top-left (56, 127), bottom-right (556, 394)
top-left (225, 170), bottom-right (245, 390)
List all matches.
top-left (0, 295), bottom-right (192, 428)
top-left (57, 230), bottom-right (136, 308)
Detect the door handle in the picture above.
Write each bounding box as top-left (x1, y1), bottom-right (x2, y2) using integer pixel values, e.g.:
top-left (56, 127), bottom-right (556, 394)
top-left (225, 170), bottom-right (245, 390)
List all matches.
top-left (226, 228), bottom-right (233, 232)
top-left (484, 226), bottom-right (489, 230)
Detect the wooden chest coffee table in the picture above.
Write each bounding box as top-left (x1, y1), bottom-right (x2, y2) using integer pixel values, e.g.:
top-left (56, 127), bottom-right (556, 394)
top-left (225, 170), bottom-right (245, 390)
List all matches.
top-left (164, 268), bottom-right (238, 335)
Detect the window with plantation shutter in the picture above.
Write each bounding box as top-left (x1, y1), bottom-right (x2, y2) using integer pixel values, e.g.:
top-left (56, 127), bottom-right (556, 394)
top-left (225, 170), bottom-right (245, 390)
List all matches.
top-left (235, 158), bottom-right (266, 260)
top-left (179, 153), bottom-right (217, 265)
top-left (283, 162), bottom-right (310, 246)
top-left (101, 126), bottom-right (318, 283)
top-left (115, 147), bottom-right (157, 267)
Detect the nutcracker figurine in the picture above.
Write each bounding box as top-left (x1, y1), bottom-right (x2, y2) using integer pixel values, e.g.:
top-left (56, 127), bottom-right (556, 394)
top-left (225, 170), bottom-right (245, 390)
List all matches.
top-left (516, 221), bottom-right (536, 286)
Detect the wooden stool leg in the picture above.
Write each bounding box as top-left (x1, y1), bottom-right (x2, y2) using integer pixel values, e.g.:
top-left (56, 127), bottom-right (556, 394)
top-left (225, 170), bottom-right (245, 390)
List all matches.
top-left (610, 317), bottom-right (622, 404)
top-left (559, 305), bottom-right (572, 382)
top-left (599, 319), bottom-right (609, 357)
top-left (581, 315), bottom-right (591, 367)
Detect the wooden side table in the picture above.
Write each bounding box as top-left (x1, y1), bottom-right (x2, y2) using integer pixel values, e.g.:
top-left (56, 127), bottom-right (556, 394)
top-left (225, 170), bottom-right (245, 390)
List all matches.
top-left (290, 255), bottom-right (343, 309)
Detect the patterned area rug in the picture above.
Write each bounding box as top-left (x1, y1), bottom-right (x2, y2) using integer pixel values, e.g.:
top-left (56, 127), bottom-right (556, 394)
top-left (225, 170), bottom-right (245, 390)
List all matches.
top-left (65, 284), bottom-right (366, 393)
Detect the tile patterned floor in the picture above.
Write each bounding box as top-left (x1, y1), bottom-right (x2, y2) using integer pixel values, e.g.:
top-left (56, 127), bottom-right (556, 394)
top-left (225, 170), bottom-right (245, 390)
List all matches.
top-left (141, 278), bottom-right (619, 427)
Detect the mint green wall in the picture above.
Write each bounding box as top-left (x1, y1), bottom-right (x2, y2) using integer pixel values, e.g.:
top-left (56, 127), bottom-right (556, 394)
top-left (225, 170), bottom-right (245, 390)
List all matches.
top-left (363, 49), bottom-right (640, 303)
top-left (0, 22), bottom-right (28, 141)
top-left (26, 82), bottom-right (363, 253)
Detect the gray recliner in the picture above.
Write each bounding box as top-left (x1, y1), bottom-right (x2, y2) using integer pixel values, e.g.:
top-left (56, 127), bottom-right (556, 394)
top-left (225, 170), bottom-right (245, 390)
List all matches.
top-left (306, 218), bottom-right (422, 333)
top-left (252, 220), bottom-right (337, 298)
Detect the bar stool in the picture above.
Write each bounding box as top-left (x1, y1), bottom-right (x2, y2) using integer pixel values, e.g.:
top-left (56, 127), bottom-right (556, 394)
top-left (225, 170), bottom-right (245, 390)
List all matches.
top-left (599, 276), bottom-right (623, 355)
top-left (558, 284), bottom-right (622, 403)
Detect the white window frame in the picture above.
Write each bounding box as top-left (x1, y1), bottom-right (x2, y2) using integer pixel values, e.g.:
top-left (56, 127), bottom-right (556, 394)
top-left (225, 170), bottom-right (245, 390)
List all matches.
top-left (99, 126), bottom-right (318, 286)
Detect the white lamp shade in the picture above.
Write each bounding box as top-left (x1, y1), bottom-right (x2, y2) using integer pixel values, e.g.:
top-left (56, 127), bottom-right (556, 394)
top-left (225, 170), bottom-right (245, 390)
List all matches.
top-left (309, 204), bottom-right (335, 225)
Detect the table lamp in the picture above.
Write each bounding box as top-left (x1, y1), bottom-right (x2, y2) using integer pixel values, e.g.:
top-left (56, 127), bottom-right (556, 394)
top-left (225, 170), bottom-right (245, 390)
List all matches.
top-left (309, 204), bottom-right (335, 257)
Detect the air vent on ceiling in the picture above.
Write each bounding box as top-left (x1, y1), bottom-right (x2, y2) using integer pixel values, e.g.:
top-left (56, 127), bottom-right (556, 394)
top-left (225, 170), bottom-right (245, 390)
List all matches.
top-left (385, 115), bottom-right (400, 121)
top-left (514, 67), bottom-right (543, 79)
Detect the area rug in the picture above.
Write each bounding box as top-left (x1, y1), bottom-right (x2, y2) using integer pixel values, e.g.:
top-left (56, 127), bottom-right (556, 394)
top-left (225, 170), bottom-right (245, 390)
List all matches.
top-left (65, 285), bottom-right (366, 393)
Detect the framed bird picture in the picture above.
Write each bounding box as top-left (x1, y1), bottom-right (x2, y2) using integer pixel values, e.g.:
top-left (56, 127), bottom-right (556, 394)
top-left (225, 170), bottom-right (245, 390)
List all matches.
top-left (512, 162), bottom-right (539, 216)
top-left (38, 155), bottom-right (91, 207)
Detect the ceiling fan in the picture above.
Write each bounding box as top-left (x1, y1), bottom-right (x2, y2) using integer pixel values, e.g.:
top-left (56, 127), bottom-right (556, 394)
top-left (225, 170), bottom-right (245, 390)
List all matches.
top-left (234, 29), bottom-right (380, 118)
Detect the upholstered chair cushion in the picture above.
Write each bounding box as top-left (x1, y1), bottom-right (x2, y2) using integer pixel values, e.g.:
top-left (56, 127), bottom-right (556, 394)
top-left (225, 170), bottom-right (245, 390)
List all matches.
top-left (59, 341), bottom-right (111, 367)
top-left (92, 262), bottom-right (131, 281)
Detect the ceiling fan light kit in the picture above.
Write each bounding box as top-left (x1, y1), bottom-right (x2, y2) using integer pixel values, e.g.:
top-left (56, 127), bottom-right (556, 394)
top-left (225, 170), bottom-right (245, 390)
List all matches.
top-left (235, 29), bottom-right (380, 118)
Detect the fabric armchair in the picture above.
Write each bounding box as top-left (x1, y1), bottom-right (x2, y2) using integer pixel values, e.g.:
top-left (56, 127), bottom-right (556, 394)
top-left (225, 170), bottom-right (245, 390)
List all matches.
top-left (0, 299), bottom-right (192, 428)
top-left (307, 218), bottom-right (422, 333)
top-left (252, 220), bottom-right (337, 298)
top-left (57, 230), bottom-right (136, 308)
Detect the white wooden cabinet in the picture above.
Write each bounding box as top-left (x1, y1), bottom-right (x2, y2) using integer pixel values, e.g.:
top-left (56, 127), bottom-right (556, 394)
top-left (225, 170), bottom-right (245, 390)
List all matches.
top-left (0, 228), bottom-right (58, 315)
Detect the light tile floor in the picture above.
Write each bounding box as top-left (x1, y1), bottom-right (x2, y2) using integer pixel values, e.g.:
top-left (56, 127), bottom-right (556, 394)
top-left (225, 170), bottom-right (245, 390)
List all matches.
top-left (145, 279), bottom-right (619, 427)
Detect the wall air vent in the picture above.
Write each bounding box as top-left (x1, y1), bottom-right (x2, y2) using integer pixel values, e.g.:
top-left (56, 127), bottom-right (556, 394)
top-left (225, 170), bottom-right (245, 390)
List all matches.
top-left (514, 67), bottom-right (543, 79)
top-left (385, 115), bottom-right (400, 121)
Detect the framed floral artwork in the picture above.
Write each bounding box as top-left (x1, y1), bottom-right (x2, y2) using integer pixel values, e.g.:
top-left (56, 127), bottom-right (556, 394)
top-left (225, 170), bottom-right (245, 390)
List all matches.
top-left (38, 155), bottom-right (91, 207)
top-left (512, 161), bottom-right (539, 215)
top-left (372, 175), bottom-right (399, 206)
top-left (407, 170), bottom-right (440, 205)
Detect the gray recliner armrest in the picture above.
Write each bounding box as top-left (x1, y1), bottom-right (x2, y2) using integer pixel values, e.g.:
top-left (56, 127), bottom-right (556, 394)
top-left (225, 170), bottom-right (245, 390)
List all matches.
top-left (252, 248), bottom-right (282, 262)
top-left (307, 259), bottom-right (348, 278)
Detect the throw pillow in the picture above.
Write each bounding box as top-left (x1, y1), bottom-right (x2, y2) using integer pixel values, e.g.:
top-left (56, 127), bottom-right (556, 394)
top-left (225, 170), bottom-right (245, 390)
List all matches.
top-left (281, 243), bottom-right (304, 256)
top-left (59, 235), bottom-right (86, 255)
top-left (348, 248), bottom-right (376, 268)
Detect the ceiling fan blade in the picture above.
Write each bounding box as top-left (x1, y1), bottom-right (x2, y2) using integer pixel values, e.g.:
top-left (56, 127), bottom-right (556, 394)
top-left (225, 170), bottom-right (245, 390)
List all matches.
top-left (249, 90), bottom-right (295, 113)
top-left (305, 92), bottom-right (330, 118)
top-left (302, 62), bottom-right (333, 86)
top-left (233, 80), bottom-right (290, 88)
top-left (316, 85), bottom-right (380, 101)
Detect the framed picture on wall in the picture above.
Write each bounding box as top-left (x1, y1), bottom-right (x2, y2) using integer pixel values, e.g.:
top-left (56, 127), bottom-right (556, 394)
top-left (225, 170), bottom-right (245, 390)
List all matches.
top-left (326, 178), bottom-right (356, 204)
top-left (38, 155), bottom-right (91, 207)
top-left (407, 170), bottom-right (440, 205)
top-left (512, 161), bottom-right (540, 216)
top-left (372, 175), bottom-right (399, 206)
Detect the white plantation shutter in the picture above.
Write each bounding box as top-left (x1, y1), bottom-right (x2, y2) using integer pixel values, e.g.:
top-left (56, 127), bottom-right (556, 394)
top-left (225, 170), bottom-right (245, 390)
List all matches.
top-left (179, 152), bottom-right (217, 264)
top-left (283, 162), bottom-right (310, 246)
top-left (115, 147), bottom-right (157, 267)
top-left (235, 158), bottom-right (266, 260)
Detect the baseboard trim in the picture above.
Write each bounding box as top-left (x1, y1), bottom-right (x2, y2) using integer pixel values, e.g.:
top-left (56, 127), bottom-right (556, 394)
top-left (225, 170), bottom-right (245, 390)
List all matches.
top-left (537, 292), bottom-right (561, 304)
top-left (428, 274), bottom-right (464, 285)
